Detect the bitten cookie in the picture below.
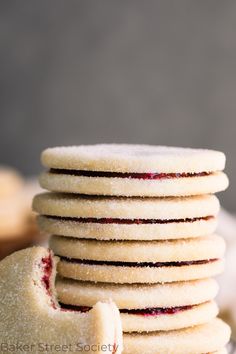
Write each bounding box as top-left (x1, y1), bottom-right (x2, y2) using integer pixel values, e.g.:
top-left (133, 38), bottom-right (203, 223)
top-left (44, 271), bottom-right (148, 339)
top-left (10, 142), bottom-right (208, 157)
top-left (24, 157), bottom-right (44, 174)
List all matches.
top-left (40, 145), bottom-right (228, 197)
top-left (0, 247), bottom-right (123, 354)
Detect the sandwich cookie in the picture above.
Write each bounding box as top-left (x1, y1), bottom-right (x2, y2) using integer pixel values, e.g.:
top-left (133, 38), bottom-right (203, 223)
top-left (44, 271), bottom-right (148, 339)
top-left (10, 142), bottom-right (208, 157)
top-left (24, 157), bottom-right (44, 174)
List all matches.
top-left (33, 193), bottom-right (219, 240)
top-left (123, 318), bottom-right (230, 354)
top-left (0, 247), bottom-right (123, 354)
top-left (40, 145), bottom-right (228, 197)
top-left (51, 235), bottom-right (225, 283)
top-left (56, 278), bottom-right (219, 332)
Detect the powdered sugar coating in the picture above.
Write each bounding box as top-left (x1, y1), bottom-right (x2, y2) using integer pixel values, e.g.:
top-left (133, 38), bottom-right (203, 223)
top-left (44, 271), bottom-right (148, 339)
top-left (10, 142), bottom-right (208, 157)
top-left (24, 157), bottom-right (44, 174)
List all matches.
top-left (41, 145), bottom-right (226, 173)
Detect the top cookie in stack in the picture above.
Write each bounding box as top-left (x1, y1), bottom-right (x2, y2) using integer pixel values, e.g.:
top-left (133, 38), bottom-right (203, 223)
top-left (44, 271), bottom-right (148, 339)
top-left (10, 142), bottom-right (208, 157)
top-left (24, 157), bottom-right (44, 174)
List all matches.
top-left (33, 144), bottom-right (230, 354)
top-left (39, 145), bottom-right (228, 197)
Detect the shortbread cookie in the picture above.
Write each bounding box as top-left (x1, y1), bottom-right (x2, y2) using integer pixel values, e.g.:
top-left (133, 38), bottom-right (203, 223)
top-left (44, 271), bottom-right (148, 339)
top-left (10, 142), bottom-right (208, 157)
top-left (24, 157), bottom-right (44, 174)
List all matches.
top-left (57, 278), bottom-right (219, 333)
top-left (56, 278), bottom-right (218, 309)
top-left (41, 145), bottom-right (226, 172)
top-left (37, 213), bottom-right (217, 240)
top-left (33, 193), bottom-right (219, 240)
top-left (40, 145), bottom-right (228, 196)
top-left (0, 247), bottom-right (123, 354)
top-left (57, 257), bottom-right (224, 284)
top-left (33, 193), bottom-right (219, 219)
top-left (0, 167), bottom-right (23, 198)
top-left (41, 144), bottom-right (225, 173)
top-left (60, 301), bottom-right (218, 333)
top-left (120, 301), bottom-right (218, 333)
top-left (40, 170), bottom-right (228, 197)
top-left (123, 318), bottom-right (230, 354)
top-left (50, 234), bottom-right (225, 263)
top-left (52, 235), bottom-right (225, 283)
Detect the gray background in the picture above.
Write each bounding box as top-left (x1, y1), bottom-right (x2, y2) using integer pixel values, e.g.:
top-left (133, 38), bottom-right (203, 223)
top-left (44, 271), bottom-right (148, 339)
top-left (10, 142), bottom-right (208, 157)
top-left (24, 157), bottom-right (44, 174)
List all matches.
top-left (0, 0), bottom-right (235, 210)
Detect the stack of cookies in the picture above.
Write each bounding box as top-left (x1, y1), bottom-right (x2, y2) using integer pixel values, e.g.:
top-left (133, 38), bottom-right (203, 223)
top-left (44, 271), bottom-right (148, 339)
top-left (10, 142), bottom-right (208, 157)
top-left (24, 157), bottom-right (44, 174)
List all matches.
top-left (33, 145), bottom-right (231, 354)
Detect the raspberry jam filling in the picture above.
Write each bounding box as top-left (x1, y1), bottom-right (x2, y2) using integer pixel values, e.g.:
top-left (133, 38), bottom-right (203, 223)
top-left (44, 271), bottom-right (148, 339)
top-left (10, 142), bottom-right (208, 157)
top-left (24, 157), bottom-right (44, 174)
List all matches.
top-left (60, 257), bottom-right (218, 268)
top-left (45, 215), bottom-right (213, 225)
top-left (59, 303), bottom-right (194, 316)
top-left (41, 255), bottom-right (53, 291)
top-left (41, 253), bottom-right (57, 309)
top-left (49, 168), bottom-right (211, 180)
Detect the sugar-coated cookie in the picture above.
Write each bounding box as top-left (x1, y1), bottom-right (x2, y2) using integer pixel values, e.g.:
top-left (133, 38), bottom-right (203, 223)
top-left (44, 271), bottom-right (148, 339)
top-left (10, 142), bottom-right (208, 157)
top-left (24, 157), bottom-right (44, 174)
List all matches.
top-left (60, 301), bottom-right (218, 333)
top-left (40, 170), bottom-right (228, 197)
top-left (56, 278), bottom-right (218, 309)
top-left (57, 257), bottom-right (224, 284)
top-left (57, 278), bottom-right (219, 333)
top-left (123, 318), bottom-right (230, 354)
top-left (33, 193), bottom-right (219, 230)
top-left (40, 145), bottom-right (228, 196)
top-left (0, 247), bottom-right (123, 354)
top-left (38, 213), bottom-right (217, 240)
top-left (50, 234), bottom-right (225, 263)
top-left (120, 301), bottom-right (218, 333)
top-left (41, 145), bottom-right (226, 173)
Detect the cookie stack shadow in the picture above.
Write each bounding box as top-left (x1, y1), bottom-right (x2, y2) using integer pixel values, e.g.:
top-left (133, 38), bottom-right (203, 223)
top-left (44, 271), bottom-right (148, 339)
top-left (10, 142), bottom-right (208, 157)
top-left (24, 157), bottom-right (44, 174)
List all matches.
top-left (33, 145), bottom-right (231, 354)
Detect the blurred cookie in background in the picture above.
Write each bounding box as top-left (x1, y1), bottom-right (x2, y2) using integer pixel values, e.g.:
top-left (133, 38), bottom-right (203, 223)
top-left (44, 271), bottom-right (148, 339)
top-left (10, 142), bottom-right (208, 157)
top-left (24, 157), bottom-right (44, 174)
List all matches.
top-left (0, 167), bottom-right (47, 260)
top-left (0, 167), bottom-right (23, 198)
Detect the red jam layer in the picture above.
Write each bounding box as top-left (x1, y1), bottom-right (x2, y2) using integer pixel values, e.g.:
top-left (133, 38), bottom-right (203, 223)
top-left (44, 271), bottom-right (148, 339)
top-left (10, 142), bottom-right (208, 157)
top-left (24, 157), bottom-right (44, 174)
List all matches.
top-left (41, 253), bottom-right (57, 309)
top-left (59, 303), bottom-right (194, 316)
top-left (59, 257), bottom-right (218, 268)
top-left (49, 169), bottom-right (211, 180)
top-left (46, 215), bottom-right (214, 225)
top-left (41, 255), bottom-right (53, 291)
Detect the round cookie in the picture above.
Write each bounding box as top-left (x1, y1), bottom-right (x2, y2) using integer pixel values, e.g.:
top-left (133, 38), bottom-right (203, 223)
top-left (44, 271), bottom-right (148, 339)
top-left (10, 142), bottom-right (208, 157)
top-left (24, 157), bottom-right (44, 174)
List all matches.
top-left (61, 301), bottom-right (218, 333)
top-left (57, 278), bottom-right (219, 333)
top-left (40, 170), bottom-right (228, 197)
top-left (56, 278), bottom-right (218, 309)
top-left (41, 145), bottom-right (226, 173)
top-left (123, 318), bottom-right (230, 354)
top-left (50, 234), bottom-right (225, 263)
top-left (33, 193), bottom-right (219, 219)
top-left (0, 167), bottom-right (23, 198)
top-left (37, 214), bottom-right (218, 240)
top-left (40, 145), bottom-right (227, 197)
top-left (57, 257), bottom-right (224, 284)
top-left (120, 301), bottom-right (218, 333)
